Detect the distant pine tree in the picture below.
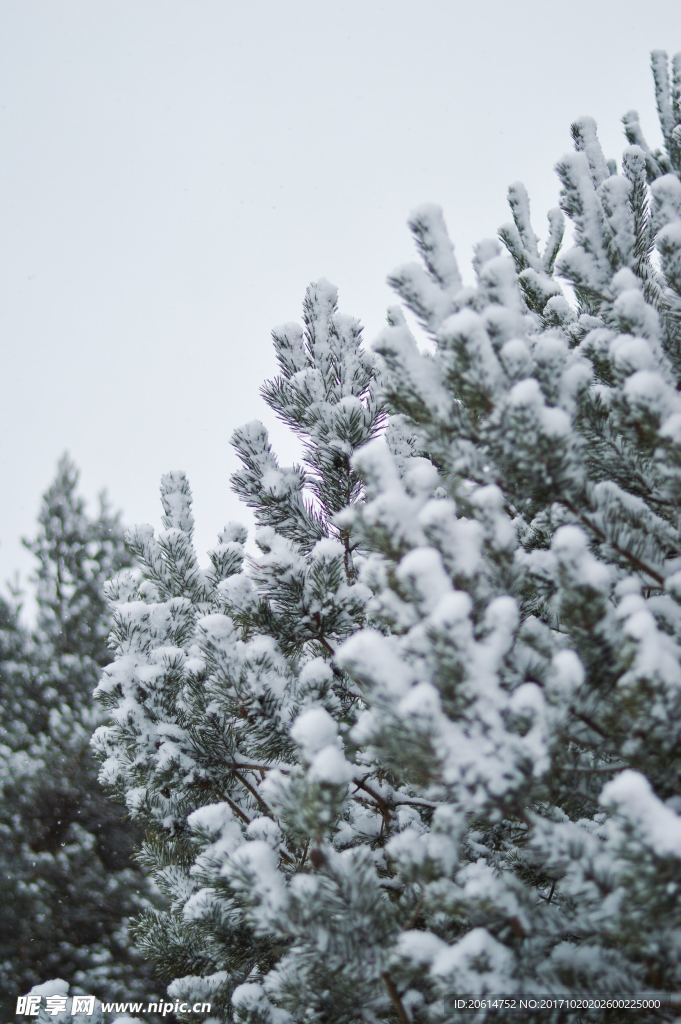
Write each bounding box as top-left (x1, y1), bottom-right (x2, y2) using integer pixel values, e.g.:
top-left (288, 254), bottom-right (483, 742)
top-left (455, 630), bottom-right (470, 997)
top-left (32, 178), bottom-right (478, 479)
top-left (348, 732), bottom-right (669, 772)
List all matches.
top-left (0, 455), bottom-right (158, 1012)
top-left (0, 587), bottom-right (36, 750)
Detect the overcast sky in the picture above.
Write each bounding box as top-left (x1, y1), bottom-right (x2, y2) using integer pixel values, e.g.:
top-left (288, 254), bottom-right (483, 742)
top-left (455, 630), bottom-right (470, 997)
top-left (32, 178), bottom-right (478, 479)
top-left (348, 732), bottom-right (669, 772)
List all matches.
top-left (1, 1), bottom-right (678, 598)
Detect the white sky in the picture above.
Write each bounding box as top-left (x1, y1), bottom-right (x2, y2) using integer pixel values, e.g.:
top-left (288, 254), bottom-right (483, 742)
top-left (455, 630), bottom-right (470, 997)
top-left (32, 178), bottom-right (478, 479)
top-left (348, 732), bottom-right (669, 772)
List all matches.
top-left (1, 1), bottom-right (678, 595)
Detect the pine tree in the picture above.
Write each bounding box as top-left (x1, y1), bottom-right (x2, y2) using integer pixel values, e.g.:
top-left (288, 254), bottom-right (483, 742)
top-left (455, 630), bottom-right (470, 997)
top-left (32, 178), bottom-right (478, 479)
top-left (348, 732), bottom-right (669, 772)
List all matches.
top-left (0, 587), bottom-right (36, 751)
top-left (0, 455), bottom-right (157, 1011)
top-left (335, 49), bottom-right (681, 1018)
top-left (93, 282), bottom-right (391, 1018)
top-left (95, 52), bottom-right (681, 1024)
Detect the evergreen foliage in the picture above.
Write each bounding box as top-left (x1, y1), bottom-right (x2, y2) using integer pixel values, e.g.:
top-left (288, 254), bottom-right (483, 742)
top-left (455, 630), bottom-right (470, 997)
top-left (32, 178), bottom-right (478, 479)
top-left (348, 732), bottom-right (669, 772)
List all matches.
top-left (93, 282), bottom-right (386, 1018)
top-left (0, 587), bottom-right (36, 752)
top-left (95, 53), bottom-right (681, 1023)
top-left (0, 456), bottom-right (156, 1012)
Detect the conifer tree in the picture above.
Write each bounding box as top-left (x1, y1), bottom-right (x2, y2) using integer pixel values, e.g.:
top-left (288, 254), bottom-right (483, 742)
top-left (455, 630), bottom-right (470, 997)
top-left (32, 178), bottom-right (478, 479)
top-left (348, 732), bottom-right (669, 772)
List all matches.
top-left (0, 456), bottom-right (156, 1011)
top-left (93, 282), bottom-right (390, 1018)
top-left (0, 587), bottom-right (35, 751)
top-left (335, 49), bottom-right (681, 1018)
top-left (95, 53), bottom-right (681, 1023)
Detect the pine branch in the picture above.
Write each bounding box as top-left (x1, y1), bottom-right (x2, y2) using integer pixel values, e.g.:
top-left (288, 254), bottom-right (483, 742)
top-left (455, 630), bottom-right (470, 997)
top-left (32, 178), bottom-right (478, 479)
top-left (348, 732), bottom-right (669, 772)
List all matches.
top-left (562, 498), bottom-right (665, 586)
top-left (382, 972), bottom-right (412, 1024)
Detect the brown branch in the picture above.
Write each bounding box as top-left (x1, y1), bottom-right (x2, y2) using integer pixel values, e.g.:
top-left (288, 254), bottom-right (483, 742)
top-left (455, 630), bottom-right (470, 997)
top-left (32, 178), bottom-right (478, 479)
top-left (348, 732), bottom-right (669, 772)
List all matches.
top-left (223, 794), bottom-right (252, 827)
top-left (340, 526), bottom-right (357, 584)
top-left (233, 769), bottom-right (274, 819)
top-left (352, 777), bottom-right (396, 838)
top-left (381, 972), bottom-right (411, 1024)
top-left (562, 498), bottom-right (664, 586)
top-left (353, 777), bottom-right (390, 808)
top-left (298, 838), bottom-right (310, 870)
top-left (393, 798), bottom-right (437, 810)
top-left (226, 777), bottom-right (296, 867)
top-left (224, 761), bottom-right (289, 774)
top-left (353, 778), bottom-right (435, 814)
top-left (318, 636), bottom-right (337, 657)
top-left (316, 635), bottom-right (364, 700)
top-left (571, 709), bottom-right (608, 739)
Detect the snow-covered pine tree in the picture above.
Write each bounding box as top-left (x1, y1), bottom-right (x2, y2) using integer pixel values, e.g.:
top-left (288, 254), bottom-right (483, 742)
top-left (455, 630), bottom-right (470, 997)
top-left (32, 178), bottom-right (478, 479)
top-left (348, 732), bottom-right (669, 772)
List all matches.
top-left (93, 282), bottom-right (391, 1019)
top-left (95, 52), bottom-right (681, 1023)
top-left (0, 455), bottom-right (156, 1010)
top-left (331, 49), bottom-right (681, 1018)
